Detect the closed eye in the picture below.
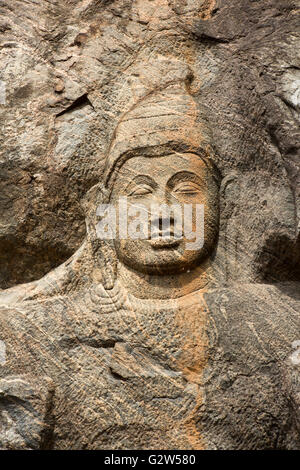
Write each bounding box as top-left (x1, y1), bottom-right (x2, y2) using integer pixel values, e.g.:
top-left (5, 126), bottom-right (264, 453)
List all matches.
top-left (173, 182), bottom-right (202, 194)
top-left (128, 184), bottom-right (153, 197)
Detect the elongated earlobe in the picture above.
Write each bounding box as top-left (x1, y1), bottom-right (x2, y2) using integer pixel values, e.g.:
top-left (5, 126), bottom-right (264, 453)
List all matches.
top-left (83, 182), bottom-right (117, 289)
top-left (94, 239), bottom-right (117, 290)
top-left (87, 209), bottom-right (117, 290)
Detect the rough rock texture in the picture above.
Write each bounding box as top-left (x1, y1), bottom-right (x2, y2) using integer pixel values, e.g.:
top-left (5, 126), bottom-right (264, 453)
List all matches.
top-left (1, 0), bottom-right (299, 288)
top-left (0, 283), bottom-right (299, 449)
top-left (0, 0), bottom-right (299, 450)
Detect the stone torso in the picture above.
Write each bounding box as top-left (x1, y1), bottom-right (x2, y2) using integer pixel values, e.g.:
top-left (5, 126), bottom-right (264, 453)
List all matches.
top-left (0, 282), bottom-right (299, 449)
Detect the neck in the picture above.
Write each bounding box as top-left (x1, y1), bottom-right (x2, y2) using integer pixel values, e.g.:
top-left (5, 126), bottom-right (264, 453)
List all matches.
top-left (117, 260), bottom-right (213, 300)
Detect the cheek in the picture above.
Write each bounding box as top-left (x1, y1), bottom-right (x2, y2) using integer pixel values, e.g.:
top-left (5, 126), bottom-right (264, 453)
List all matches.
top-left (114, 239), bottom-right (132, 258)
top-left (127, 200), bottom-right (150, 214)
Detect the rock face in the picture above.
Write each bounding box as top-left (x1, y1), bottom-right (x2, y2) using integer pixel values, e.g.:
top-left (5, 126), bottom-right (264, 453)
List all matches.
top-left (1, 283), bottom-right (299, 450)
top-left (0, 0), bottom-right (299, 450)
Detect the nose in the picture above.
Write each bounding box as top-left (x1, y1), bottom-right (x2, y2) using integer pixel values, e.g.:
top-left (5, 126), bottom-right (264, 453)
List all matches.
top-left (150, 211), bottom-right (175, 238)
top-left (157, 214), bottom-right (175, 232)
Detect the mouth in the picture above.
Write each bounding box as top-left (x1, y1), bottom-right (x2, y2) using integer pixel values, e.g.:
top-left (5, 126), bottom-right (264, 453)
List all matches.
top-left (148, 234), bottom-right (181, 250)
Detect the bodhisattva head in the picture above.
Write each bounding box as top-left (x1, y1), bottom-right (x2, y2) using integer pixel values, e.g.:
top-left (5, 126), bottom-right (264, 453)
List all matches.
top-left (110, 151), bottom-right (219, 275)
top-left (87, 81), bottom-right (220, 297)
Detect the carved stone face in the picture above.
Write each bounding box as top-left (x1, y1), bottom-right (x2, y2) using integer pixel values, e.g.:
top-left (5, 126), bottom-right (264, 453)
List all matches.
top-left (110, 153), bottom-right (219, 275)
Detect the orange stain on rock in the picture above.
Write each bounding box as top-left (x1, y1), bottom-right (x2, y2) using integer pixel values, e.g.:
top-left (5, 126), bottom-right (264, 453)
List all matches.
top-left (175, 288), bottom-right (210, 449)
top-left (200, 0), bottom-right (217, 20)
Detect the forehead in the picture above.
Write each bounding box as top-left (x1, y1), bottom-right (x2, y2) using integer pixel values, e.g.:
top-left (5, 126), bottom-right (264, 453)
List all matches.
top-left (117, 153), bottom-right (207, 178)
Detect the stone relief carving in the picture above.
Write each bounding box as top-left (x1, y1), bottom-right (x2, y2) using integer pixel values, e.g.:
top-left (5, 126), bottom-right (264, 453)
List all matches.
top-left (84, 78), bottom-right (220, 299)
top-left (0, 57), bottom-right (299, 450)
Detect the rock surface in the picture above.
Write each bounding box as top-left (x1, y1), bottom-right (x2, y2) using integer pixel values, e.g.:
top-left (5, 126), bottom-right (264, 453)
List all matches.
top-left (0, 282), bottom-right (299, 449)
top-left (0, 0), bottom-right (299, 450)
top-left (0, 0), bottom-right (299, 288)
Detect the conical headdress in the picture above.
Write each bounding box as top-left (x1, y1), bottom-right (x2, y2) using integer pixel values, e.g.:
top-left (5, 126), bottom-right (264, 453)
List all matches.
top-left (103, 79), bottom-right (213, 191)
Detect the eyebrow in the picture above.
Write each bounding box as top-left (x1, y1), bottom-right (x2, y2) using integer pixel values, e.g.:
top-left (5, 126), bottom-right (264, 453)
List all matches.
top-left (124, 174), bottom-right (157, 192)
top-left (166, 171), bottom-right (203, 189)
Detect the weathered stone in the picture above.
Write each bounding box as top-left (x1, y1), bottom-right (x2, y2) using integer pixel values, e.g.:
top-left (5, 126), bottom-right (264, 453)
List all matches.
top-left (0, 0), bottom-right (299, 450)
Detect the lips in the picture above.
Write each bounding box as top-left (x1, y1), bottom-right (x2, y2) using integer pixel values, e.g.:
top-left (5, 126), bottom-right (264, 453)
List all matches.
top-left (148, 233), bottom-right (181, 249)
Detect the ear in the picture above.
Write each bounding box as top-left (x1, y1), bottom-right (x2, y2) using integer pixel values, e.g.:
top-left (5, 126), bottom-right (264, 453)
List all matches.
top-left (84, 184), bottom-right (117, 290)
top-left (220, 172), bottom-right (239, 197)
top-left (81, 183), bottom-right (105, 216)
top-left (92, 239), bottom-right (117, 290)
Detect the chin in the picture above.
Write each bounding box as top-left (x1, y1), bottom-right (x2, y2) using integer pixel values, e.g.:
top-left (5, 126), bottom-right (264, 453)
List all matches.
top-left (118, 251), bottom-right (207, 275)
top-left (115, 239), bottom-right (212, 275)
